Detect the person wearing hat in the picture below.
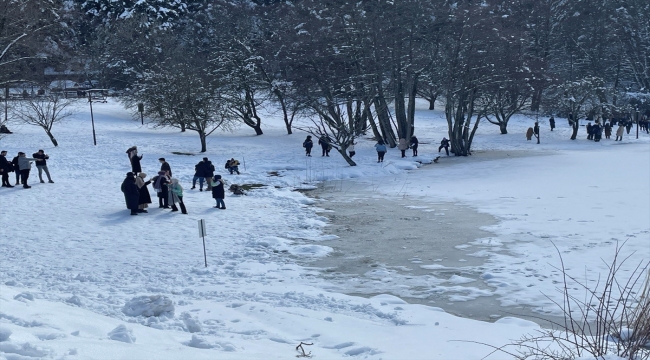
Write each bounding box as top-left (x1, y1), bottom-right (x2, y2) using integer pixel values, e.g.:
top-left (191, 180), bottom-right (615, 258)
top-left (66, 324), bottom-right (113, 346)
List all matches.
top-left (159, 158), bottom-right (172, 176)
top-left (126, 146), bottom-right (142, 176)
top-left (210, 175), bottom-right (226, 209)
top-left (121, 172), bottom-right (140, 215)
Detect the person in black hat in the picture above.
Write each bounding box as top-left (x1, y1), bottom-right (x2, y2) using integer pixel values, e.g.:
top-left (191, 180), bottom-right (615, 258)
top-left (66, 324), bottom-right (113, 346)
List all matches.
top-left (121, 172), bottom-right (140, 215)
top-left (159, 158), bottom-right (172, 176)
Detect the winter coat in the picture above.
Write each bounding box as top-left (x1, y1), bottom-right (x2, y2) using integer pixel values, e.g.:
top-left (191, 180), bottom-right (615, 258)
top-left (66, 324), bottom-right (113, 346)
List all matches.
top-left (616, 125), bottom-right (625, 136)
top-left (168, 180), bottom-right (183, 204)
top-left (318, 136), bottom-right (330, 149)
top-left (0, 155), bottom-right (11, 172)
top-left (204, 161), bottom-right (215, 178)
top-left (153, 173), bottom-right (169, 198)
top-left (410, 137), bottom-right (419, 149)
top-left (160, 161), bottom-right (172, 176)
top-left (549, 118), bottom-right (555, 128)
top-left (586, 124), bottom-right (593, 135)
top-left (17, 156), bottom-right (36, 170)
top-left (194, 161), bottom-right (207, 177)
top-left (121, 177), bottom-right (140, 210)
top-left (440, 138), bottom-right (450, 147)
top-left (526, 127), bottom-right (534, 140)
top-left (211, 178), bottom-right (225, 199)
top-left (398, 138), bottom-right (409, 151)
top-left (130, 154), bottom-right (142, 173)
top-left (135, 177), bottom-right (152, 206)
top-left (604, 124), bottom-right (612, 136)
top-left (11, 156), bottom-right (19, 172)
top-left (375, 143), bottom-right (387, 152)
top-left (32, 153), bottom-right (49, 166)
top-left (303, 139), bottom-right (313, 149)
top-left (348, 144), bottom-right (355, 152)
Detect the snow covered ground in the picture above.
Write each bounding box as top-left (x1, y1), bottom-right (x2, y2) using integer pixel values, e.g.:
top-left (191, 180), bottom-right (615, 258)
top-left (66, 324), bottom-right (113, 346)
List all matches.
top-left (0, 99), bottom-right (648, 359)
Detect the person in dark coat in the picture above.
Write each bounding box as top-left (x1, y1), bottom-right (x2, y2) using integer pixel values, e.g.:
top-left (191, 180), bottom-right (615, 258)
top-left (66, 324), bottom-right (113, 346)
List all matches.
top-left (318, 135), bottom-right (331, 157)
top-left (135, 173), bottom-right (152, 213)
top-left (439, 137), bottom-right (450, 156)
top-left (32, 149), bottom-right (53, 183)
top-left (121, 172), bottom-right (140, 215)
top-left (11, 153), bottom-right (20, 185)
top-left (203, 157), bottom-right (215, 191)
top-left (410, 136), bottom-right (419, 157)
top-left (152, 171), bottom-right (170, 208)
top-left (211, 175), bottom-right (226, 209)
top-left (192, 159), bottom-right (208, 191)
top-left (549, 116), bottom-right (555, 131)
top-left (303, 136), bottom-right (313, 157)
top-left (586, 122), bottom-right (593, 140)
top-left (604, 122), bottom-right (612, 139)
top-left (593, 122), bottom-right (602, 142)
top-left (159, 158), bottom-right (172, 176)
top-left (0, 150), bottom-right (13, 187)
top-left (127, 147), bottom-right (142, 175)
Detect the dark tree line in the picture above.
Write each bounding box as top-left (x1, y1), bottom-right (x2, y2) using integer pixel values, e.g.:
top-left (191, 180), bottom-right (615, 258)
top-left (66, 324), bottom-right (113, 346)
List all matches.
top-left (3, 0), bottom-right (649, 155)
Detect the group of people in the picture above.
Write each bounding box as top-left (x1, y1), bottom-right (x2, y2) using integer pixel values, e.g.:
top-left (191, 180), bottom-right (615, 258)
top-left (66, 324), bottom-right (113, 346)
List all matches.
top-left (303, 134), bottom-right (450, 162)
top-left (121, 146), bottom-right (229, 216)
top-left (0, 149), bottom-right (54, 189)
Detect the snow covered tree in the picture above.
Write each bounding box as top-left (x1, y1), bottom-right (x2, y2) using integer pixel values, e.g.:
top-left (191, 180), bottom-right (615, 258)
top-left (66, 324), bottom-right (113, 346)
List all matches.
top-left (544, 77), bottom-right (609, 140)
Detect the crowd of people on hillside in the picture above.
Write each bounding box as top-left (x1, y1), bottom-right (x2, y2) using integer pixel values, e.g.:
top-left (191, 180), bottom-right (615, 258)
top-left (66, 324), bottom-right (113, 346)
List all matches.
top-left (0, 149), bottom-right (54, 189)
top-left (121, 146), bottom-right (231, 216)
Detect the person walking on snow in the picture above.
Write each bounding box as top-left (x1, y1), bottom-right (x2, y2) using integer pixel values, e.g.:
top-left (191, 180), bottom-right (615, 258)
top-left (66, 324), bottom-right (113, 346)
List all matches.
top-left (121, 172), bottom-right (140, 216)
top-left (410, 136), bottom-right (419, 157)
top-left (0, 150), bottom-right (13, 187)
top-left (135, 173), bottom-right (152, 213)
top-left (375, 141), bottom-right (387, 163)
top-left (318, 135), bottom-right (331, 157)
top-left (168, 178), bottom-right (187, 214)
top-left (439, 138), bottom-right (450, 156)
top-left (615, 124), bottom-right (625, 141)
top-left (32, 149), bottom-right (54, 183)
top-left (159, 158), bottom-right (172, 176)
top-left (211, 175), bottom-right (226, 209)
top-left (303, 136), bottom-right (313, 157)
top-left (549, 116), bottom-right (555, 131)
top-left (152, 171), bottom-right (170, 208)
top-left (126, 146), bottom-right (142, 175)
top-left (17, 152), bottom-right (37, 188)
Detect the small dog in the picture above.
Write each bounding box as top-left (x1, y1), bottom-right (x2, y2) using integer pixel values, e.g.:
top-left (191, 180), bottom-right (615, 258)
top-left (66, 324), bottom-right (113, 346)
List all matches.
top-left (433, 156), bottom-right (440, 163)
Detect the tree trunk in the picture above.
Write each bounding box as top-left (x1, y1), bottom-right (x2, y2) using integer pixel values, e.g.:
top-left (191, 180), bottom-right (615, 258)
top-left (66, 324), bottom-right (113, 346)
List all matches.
top-left (499, 122), bottom-right (508, 134)
top-left (374, 94), bottom-right (396, 147)
top-left (199, 131), bottom-right (207, 152)
top-left (181, 123), bottom-right (186, 132)
top-left (428, 98), bottom-right (435, 110)
top-left (570, 123), bottom-right (579, 140)
top-left (252, 124), bottom-right (263, 135)
top-left (275, 90), bottom-right (292, 135)
top-left (45, 130), bottom-right (58, 147)
top-left (406, 75), bottom-right (418, 140)
top-left (337, 148), bottom-right (356, 166)
top-left (367, 106), bottom-right (382, 141)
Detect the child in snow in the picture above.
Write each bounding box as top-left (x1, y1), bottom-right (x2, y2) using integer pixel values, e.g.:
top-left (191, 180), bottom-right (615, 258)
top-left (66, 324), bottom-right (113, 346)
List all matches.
top-left (168, 178), bottom-right (187, 214)
top-left (303, 136), bottom-right (313, 157)
top-left (210, 175), bottom-right (226, 209)
top-left (375, 141), bottom-right (387, 163)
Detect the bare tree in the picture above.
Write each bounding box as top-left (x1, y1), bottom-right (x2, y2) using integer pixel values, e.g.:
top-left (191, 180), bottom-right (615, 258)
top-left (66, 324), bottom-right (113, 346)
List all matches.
top-left (13, 94), bottom-right (77, 146)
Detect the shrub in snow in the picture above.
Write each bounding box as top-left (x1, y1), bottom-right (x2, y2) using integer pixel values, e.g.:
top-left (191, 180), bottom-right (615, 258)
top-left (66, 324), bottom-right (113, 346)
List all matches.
top-left (0, 327), bottom-right (11, 341)
top-left (107, 324), bottom-right (136, 343)
top-left (13, 292), bottom-right (34, 301)
top-left (122, 295), bottom-right (174, 317)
